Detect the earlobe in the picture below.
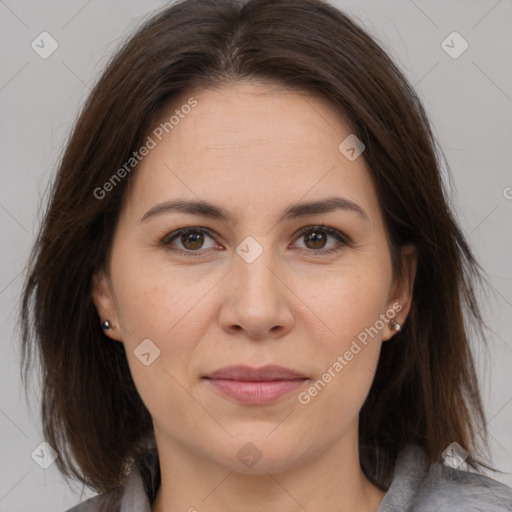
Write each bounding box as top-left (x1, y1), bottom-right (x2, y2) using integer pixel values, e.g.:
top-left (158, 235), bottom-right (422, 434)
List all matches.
top-left (91, 269), bottom-right (123, 341)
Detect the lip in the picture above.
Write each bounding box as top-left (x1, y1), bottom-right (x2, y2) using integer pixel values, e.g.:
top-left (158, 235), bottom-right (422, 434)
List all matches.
top-left (203, 365), bottom-right (308, 405)
top-left (203, 364), bottom-right (306, 381)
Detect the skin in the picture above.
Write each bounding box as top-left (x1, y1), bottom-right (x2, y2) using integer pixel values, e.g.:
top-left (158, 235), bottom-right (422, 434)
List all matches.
top-left (93, 81), bottom-right (417, 512)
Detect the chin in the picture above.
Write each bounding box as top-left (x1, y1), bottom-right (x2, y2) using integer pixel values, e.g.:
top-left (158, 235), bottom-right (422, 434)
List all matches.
top-left (207, 433), bottom-right (308, 475)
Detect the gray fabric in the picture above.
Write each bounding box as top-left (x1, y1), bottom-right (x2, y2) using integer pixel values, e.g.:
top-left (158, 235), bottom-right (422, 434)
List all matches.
top-left (377, 445), bottom-right (512, 511)
top-left (65, 444), bottom-right (512, 511)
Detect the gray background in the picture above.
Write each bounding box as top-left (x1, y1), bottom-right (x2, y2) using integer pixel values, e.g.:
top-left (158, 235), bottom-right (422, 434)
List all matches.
top-left (1, 0), bottom-right (511, 510)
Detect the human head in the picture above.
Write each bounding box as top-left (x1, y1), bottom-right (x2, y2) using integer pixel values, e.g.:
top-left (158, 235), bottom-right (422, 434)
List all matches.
top-left (20, 0), bottom-right (488, 495)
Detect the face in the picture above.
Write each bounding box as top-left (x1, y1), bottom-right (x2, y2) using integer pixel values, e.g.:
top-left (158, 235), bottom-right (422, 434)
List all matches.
top-left (93, 81), bottom-right (416, 474)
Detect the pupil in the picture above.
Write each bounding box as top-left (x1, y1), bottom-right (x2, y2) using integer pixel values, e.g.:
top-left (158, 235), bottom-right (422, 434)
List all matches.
top-left (183, 232), bottom-right (203, 250)
top-left (307, 231), bottom-right (325, 249)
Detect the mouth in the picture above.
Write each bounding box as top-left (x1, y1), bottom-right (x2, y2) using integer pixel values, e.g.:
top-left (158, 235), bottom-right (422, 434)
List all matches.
top-left (202, 365), bottom-right (308, 405)
top-left (203, 364), bottom-right (307, 381)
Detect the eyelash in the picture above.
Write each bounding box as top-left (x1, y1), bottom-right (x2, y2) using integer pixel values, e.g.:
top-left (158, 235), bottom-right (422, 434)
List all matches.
top-left (159, 225), bottom-right (350, 258)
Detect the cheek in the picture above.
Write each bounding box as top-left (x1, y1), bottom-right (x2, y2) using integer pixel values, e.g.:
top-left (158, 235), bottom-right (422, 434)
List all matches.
top-left (294, 262), bottom-right (390, 408)
top-left (112, 268), bottom-right (204, 432)
top-left (125, 355), bottom-right (207, 445)
top-left (294, 259), bottom-right (391, 344)
top-left (108, 244), bottom-right (217, 411)
top-left (110, 240), bottom-right (217, 342)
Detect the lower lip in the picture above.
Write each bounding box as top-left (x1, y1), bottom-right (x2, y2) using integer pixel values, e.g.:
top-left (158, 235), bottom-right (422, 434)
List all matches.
top-left (205, 378), bottom-right (307, 404)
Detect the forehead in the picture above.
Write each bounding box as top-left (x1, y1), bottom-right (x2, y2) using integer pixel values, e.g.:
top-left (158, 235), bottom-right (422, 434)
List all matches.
top-left (123, 81), bottom-right (379, 225)
top-left (167, 81), bottom-right (351, 162)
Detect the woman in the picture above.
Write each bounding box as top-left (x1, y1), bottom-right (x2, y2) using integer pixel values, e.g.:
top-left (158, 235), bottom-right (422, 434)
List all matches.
top-left (20, 0), bottom-right (512, 511)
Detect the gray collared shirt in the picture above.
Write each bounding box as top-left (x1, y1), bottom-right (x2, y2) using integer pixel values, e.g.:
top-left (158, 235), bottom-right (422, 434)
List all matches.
top-left (66, 444), bottom-right (512, 511)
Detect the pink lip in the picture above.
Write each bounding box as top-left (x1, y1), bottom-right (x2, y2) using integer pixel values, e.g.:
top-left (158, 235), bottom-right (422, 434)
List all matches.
top-left (206, 379), bottom-right (306, 404)
top-left (203, 365), bottom-right (308, 405)
top-left (204, 364), bottom-right (306, 381)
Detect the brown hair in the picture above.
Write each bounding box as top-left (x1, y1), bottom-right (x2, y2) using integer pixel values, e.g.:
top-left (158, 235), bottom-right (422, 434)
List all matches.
top-left (20, 0), bottom-right (493, 501)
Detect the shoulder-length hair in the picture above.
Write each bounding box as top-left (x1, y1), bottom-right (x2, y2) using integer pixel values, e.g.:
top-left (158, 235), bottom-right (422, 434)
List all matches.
top-left (20, 0), bottom-right (492, 498)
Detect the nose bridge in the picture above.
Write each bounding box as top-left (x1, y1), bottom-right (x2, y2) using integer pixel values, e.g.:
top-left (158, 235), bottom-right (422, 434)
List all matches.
top-left (234, 235), bottom-right (280, 304)
top-left (218, 234), bottom-right (294, 338)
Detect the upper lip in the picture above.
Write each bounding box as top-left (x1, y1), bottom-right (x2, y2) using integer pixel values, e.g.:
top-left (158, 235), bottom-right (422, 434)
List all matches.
top-left (203, 365), bottom-right (307, 381)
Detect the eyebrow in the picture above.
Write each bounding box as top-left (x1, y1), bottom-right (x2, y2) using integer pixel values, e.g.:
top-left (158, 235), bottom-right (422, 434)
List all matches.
top-left (140, 196), bottom-right (369, 224)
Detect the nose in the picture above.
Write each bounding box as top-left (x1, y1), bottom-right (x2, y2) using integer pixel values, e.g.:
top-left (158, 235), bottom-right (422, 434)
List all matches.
top-left (218, 243), bottom-right (294, 340)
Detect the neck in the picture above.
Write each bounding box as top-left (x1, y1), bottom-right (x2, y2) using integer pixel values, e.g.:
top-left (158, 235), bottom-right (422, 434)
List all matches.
top-left (151, 429), bottom-right (386, 512)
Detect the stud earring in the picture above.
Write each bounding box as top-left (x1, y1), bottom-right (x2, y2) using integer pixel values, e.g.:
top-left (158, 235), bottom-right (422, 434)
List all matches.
top-left (390, 320), bottom-right (401, 332)
top-left (102, 320), bottom-right (112, 330)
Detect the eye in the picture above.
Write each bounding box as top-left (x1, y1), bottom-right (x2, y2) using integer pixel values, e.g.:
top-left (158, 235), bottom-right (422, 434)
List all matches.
top-left (291, 225), bottom-right (349, 255)
top-left (161, 227), bottom-right (220, 257)
top-left (160, 225), bottom-right (349, 258)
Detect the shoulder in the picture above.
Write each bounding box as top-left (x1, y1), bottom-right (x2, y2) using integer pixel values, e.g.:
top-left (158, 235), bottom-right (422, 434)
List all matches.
top-left (62, 464), bottom-right (150, 512)
top-left (414, 463), bottom-right (512, 511)
top-left (63, 449), bottom-right (158, 512)
top-left (62, 484), bottom-right (139, 512)
top-left (64, 494), bottom-right (105, 512)
top-left (379, 444), bottom-right (512, 512)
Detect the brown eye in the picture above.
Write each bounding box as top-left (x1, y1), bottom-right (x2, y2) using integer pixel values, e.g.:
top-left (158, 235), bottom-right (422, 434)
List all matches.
top-left (303, 230), bottom-right (328, 250)
top-left (180, 231), bottom-right (205, 250)
top-left (293, 226), bottom-right (348, 255)
top-left (161, 227), bottom-right (218, 255)
top-left (161, 225), bottom-right (348, 258)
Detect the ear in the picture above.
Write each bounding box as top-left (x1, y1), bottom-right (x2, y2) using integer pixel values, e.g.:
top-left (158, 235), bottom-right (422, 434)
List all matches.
top-left (383, 244), bottom-right (417, 341)
top-left (91, 268), bottom-right (123, 341)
